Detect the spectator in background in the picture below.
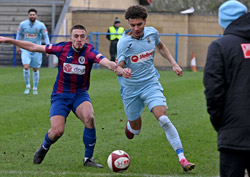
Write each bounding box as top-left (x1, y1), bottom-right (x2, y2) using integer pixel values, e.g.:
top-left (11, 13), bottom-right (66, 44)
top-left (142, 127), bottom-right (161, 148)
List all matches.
top-left (203, 0), bottom-right (250, 176)
top-left (106, 17), bottom-right (124, 62)
top-left (16, 8), bottom-right (50, 95)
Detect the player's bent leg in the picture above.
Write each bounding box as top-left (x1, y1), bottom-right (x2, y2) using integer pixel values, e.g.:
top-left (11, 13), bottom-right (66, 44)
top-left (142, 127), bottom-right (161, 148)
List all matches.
top-left (33, 116), bottom-right (65, 164)
top-left (49, 115), bottom-right (66, 140)
top-left (76, 101), bottom-right (103, 168)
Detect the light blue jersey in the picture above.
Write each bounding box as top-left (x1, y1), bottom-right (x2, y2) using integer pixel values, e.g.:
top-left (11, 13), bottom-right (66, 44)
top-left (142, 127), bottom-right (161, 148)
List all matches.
top-left (16, 19), bottom-right (50, 68)
top-left (16, 19), bottom-right (50, 45)
top-left (117, 27), bottom-right (167, 120)
top-left (117, 27), bottom-right (160, 87)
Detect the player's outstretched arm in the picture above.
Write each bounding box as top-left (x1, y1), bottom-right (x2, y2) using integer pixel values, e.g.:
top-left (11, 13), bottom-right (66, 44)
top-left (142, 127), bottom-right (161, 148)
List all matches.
top-left (0, 36), bottom-right (46, 53)
top-left (99, 58), bottom-right (117, 71)
top-left (156, 41), bottom-right (182, 77)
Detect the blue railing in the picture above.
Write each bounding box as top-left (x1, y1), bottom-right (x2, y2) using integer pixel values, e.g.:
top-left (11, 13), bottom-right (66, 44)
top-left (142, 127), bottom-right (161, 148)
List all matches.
top-left (89, 32), bottom-right (222, 63)
top-left (0, 33), bottom-right (222, 67)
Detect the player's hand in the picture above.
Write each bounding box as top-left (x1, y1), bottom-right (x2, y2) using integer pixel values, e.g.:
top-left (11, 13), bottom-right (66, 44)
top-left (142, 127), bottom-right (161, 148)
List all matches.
top-left (172, 63), bottom-right (183, 77)
top-left (123, 68), bottom-right (132, 79)
top-left (16, 48), bottom-right (21, 54)
top-left (0, 36), bottom-right (8, 43)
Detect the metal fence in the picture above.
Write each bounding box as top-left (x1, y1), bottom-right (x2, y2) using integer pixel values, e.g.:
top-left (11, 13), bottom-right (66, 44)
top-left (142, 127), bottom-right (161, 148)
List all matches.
top-left (89, 32), bottom-right (222, 63)
top-left (0, 33), bottom-right (222, 67)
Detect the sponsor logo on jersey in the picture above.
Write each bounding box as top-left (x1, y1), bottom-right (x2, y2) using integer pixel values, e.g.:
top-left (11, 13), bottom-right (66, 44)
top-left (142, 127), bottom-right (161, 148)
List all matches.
top-left (63, 63), bottom-right (85, 75)
top-left (241, 43), bottom-right (250, 59)
top-left (25, 33), bottom-right (37, 39)
top-left (78, 56), bottom-right (85, 64)
top-left (130, 49), bottom-right (154, 63)
top-left (66, 56), bottom-right (72, 59)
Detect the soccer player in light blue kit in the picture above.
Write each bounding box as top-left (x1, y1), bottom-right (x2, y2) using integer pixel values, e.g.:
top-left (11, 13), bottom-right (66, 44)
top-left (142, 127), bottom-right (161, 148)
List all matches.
top-left (16, 8), bottom-right (50, 95)
top-left (115, 5), bottom-right (195, 172)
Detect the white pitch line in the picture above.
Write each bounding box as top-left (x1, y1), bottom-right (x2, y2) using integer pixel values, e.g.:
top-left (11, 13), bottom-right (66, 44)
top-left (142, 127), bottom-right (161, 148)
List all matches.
top-left (0, 170), bottom-right (197, 177)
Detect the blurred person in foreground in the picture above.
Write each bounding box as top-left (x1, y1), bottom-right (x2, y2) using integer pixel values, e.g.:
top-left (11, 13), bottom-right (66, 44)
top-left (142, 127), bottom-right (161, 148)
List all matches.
top-left (106, 17), bottom-right (125, 62)
top-left (203, 0), bottom-right (250, 176)
top-left (0, 24), bottom-right (117, 168)
top-left (115, 5), bottom-right (195, 172)
top-left (16, 8), bottom-right (50, 95)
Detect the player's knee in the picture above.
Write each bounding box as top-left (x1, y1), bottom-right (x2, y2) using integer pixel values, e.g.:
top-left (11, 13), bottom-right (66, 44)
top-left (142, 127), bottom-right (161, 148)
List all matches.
top-left (158, 115), bottom-right (171, 129)
top-left (83, 116), bottom-right (95, 128)
top-left (24, 65), bottom-right (29, 70)
top-left (52, 127), bottom-right (64, 139)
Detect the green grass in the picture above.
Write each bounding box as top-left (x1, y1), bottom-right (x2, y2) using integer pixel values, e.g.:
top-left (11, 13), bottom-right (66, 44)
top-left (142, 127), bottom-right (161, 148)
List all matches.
top-left (0, 67), bottom-right (219, 177)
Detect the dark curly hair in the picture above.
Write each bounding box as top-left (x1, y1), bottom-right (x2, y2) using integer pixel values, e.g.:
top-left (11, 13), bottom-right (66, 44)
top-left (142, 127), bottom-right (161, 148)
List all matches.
top-left (28, 8), bottom-right (37, 14)
top-left (125, 5), bottom-right (148, 20)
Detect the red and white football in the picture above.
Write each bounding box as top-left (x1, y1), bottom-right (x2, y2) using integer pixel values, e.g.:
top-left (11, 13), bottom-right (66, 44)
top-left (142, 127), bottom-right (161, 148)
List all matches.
top-left (107, 150), bottom-right (130, 172)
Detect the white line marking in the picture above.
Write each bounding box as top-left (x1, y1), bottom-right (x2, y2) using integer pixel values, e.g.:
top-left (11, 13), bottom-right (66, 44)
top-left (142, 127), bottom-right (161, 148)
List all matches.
top-left (0, 170), bottom-right (201, 177)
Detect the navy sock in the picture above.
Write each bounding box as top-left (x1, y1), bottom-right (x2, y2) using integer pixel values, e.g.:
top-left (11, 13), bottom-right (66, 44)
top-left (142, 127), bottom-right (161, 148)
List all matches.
top-left (42, 131), bottom-right (55, 150)
top-left (83, 127), bottom-right (96, 158)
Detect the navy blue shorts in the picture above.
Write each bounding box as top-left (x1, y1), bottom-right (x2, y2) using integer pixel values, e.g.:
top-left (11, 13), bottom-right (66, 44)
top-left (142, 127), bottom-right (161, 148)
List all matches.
top-left (50, 90), bottom-right (91, 118)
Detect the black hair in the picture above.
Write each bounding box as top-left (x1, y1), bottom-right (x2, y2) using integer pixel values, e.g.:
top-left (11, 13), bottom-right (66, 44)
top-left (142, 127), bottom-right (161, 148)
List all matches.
top-left (70, 25), bottom-right (87, 34)
top-left (28, 8), bottom-right (37, 14)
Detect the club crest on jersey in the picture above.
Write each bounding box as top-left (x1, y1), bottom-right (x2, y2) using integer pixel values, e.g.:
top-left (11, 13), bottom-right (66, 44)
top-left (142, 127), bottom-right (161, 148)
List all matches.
top-left (147, 37), bottom-right (151, 43)
top-left (63, 63), bottom-right (85, 75)
top-left (130, 49), bottom-right (154, 63)
top-left (241, 43), bottom-right (250, 59)
top-left (78, 56), bottom-right (85, 64)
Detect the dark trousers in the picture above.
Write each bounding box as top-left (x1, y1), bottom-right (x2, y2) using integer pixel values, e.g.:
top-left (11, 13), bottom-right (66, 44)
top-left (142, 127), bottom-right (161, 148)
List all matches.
top-left (220, 149), bottom-right (250, 177)
top-left (109, 40), bottom-right (118, 62)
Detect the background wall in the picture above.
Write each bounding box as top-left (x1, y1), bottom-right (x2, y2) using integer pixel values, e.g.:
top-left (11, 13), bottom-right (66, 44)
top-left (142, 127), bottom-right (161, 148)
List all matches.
top-left (54, 0), bottom-right (223, 69)
top-left (63, 11), bottom-right (222, 69)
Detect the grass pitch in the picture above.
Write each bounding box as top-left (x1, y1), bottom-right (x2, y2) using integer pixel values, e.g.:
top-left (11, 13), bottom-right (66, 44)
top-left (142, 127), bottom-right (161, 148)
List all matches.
top-left (0, 67), bottom-right (219, 177)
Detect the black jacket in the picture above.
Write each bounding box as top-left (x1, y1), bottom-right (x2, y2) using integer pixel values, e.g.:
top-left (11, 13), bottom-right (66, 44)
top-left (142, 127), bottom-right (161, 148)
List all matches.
top-left (203, 12), bottom-right (250, 151)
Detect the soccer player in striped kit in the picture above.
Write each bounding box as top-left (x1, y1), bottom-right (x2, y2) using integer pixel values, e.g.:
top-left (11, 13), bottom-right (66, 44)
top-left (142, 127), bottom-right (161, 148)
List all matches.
top-left (0, 25), bottom-right (117, 167)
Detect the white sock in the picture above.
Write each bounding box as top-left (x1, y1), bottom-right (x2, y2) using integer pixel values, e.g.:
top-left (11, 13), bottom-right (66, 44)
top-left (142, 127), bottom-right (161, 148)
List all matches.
top-left (158, 115), bottom-right (183, 151)
top-left (33, 70), bottom-right (39, 90)
top-left (127, 121), bottom-right (141, 135)
top-left (178, 152), bottom-right (185, 161)
top-left (23, 69), bottom-right (30, 88)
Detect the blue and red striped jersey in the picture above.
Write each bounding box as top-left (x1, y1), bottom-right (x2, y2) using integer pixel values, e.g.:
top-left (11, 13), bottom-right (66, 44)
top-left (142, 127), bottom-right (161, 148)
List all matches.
top-left (46, 41), bottom-right (105, 94)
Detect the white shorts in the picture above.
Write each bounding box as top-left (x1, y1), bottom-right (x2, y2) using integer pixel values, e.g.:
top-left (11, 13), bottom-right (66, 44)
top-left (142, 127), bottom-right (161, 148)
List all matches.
top-left (121, 82), bottom-right (167, 121)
